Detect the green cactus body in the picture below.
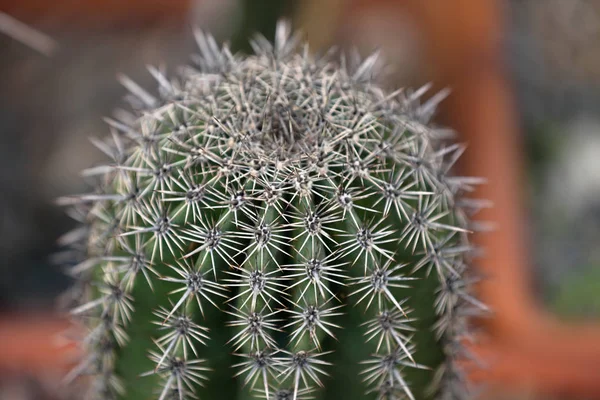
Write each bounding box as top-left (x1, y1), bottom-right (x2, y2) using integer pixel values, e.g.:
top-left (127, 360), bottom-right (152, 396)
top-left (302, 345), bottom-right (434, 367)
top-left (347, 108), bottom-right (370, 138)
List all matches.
top-left (60, 22), bottom-right (486, 400)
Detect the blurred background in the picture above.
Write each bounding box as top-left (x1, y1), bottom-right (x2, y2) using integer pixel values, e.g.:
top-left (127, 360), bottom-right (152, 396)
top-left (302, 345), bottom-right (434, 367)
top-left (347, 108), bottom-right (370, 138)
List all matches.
top-left (0, 0), bottom-right (599, 399)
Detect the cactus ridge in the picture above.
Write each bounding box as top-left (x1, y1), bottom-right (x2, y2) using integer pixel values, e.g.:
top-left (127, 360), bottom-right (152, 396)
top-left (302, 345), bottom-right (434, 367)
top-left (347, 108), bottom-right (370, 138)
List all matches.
top-left (59, 21), bottom-right (487, 400)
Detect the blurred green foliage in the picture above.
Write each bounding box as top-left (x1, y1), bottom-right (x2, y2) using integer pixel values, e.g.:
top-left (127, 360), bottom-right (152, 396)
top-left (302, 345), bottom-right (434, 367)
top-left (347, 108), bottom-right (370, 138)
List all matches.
top-left (551, 265), bottom-right (600, 319)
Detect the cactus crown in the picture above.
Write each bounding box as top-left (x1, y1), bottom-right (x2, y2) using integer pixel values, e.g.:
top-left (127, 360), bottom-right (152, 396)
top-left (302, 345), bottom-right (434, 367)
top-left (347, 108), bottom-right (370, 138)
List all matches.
top-left (60, 22), bottom-right (486, 400)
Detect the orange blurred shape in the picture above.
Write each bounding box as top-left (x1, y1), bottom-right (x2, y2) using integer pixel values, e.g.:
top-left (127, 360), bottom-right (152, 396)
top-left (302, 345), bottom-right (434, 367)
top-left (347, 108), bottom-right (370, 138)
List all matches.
top-left (469, 339), bottom-right (600, 399)
top-left (0, 314), bottom-right (80, 376)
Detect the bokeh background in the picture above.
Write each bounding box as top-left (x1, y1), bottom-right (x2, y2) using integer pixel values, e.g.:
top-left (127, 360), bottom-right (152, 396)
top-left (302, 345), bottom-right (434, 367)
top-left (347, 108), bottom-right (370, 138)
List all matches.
top-left (0, 0), bottom-right (598, 399)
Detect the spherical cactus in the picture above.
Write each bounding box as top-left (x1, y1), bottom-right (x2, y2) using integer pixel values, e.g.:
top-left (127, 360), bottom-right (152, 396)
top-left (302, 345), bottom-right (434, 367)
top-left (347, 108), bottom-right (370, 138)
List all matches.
top-left (59, 21), bottom-right (487, 400)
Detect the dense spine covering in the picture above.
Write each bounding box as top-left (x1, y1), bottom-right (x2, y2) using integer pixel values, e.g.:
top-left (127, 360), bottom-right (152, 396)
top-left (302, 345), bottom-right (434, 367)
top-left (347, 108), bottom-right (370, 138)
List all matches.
top-left (58, 22), bottom-right (488, 400)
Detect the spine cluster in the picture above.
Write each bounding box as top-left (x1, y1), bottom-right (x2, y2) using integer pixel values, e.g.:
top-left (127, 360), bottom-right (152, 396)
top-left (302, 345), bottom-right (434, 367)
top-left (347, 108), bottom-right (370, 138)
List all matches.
top-left (59, 22), bottom-right (487, 400)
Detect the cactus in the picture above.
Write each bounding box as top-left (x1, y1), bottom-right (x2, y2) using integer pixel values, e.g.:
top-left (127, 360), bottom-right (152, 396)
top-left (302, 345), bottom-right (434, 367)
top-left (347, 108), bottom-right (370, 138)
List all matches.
top-left (59, 22), bottom-right (487, 400)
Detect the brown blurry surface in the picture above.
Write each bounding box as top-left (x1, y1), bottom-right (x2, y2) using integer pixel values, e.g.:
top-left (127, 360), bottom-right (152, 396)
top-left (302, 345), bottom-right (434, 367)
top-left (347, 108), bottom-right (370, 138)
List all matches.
top-left (0, 314), bottom-right (77, 375)
top-left (0, 314), bottom-right (82, 400)
top-left (0, 0), bottom-right (191, 26)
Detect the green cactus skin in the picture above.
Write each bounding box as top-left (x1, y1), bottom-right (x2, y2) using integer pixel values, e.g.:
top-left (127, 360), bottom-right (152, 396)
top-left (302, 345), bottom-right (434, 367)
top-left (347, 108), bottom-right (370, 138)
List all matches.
top-left (59, 22), bottom-right (487, 400)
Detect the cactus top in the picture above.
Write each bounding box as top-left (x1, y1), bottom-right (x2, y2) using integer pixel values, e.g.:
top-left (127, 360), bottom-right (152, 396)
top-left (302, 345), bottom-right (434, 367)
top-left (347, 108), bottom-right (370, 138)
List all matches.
top-left (60, 21), bottom-right (485, 400)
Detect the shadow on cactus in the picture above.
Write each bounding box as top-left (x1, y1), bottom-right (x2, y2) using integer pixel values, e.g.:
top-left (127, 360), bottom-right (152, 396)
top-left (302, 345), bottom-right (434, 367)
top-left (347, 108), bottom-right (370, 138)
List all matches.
top-left (58, 21), bottom-right (488, 400)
